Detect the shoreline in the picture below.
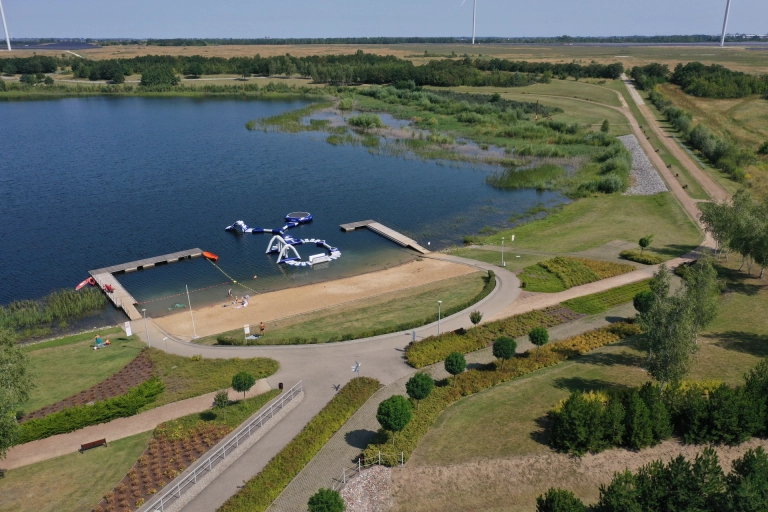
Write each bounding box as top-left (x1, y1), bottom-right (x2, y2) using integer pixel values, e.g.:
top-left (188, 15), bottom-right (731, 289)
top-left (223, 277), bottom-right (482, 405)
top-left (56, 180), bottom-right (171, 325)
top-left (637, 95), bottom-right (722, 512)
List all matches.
top-left (153, 257), bottom-right (478, 339)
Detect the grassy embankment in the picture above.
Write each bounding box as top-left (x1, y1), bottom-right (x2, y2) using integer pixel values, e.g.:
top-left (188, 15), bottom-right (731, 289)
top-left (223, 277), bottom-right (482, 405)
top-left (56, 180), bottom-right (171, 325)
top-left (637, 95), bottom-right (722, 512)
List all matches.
top-left (21, 329), bottom-right (278, 414)
top-left (656, 82), bottom-right (768, 199)
top-left (195, 272), bottom-right (488, 345)
top-left (606, 79), bottom-right (710, 199)
top-left (402, 258), bottom-right (768, 510)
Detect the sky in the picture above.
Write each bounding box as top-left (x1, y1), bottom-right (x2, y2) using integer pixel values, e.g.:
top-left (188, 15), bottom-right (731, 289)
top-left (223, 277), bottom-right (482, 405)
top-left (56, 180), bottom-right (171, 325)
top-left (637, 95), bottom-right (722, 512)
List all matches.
top-left (2, 0), bottom-right (767, 39)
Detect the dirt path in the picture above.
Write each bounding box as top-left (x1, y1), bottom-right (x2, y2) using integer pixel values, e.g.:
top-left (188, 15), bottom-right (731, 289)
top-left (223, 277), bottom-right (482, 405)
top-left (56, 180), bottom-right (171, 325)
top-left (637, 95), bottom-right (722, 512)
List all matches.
top-left (390, 437), bottom-right (768, 511)
top-left (2, 380), bottom-right (271, 470)
top-left (155, 258), bottom-right (475, 339)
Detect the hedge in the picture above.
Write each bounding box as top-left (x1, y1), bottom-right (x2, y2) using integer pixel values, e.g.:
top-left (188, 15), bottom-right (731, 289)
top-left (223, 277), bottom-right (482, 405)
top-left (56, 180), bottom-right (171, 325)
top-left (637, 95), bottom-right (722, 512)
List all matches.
top-left (364, 322), bottom-right (641, 465)
top-left (219, 271), bottom-right (496, 346)
top-left (405, 304), bottom-right (584, 368)
top-left (619, 250), bottom-right (665, 265)
top-left (218, 377), bottom-right (380, 512)
top-left (18, 377), bottom-right (164, 443)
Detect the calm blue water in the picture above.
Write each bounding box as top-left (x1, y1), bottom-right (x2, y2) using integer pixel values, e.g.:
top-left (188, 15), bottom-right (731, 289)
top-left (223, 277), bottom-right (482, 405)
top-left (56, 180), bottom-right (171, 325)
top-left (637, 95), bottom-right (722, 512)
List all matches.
top-left (0, 97), bottom-right (565, 317)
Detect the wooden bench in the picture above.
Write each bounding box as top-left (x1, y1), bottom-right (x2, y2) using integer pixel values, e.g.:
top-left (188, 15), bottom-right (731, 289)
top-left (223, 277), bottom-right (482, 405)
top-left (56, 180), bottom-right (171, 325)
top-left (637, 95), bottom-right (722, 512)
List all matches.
top-left (80, 438), bottom-right (107, 453)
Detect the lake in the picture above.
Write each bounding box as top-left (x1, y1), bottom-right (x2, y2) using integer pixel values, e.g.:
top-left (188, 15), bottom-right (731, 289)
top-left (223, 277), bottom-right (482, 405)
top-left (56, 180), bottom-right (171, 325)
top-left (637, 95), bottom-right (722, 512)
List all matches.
top-left (0, 97), bottom-right (565, 317)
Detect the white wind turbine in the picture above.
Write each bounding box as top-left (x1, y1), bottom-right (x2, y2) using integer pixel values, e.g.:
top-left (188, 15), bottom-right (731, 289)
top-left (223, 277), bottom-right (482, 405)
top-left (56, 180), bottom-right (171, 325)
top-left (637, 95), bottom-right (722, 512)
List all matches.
top-left (720, 0), bottom-right (732, 48)
top-left (0, 0), bottom-right (11, 51)
top-left (472, 0), bottom-right (477, 45)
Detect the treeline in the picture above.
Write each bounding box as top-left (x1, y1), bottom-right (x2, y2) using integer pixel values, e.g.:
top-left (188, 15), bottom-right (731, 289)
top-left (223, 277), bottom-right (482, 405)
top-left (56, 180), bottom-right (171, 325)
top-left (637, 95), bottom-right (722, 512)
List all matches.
top-left (537, 446), bottom-right (768, 512)
top-left (631, 61), bottom-right (768, 98)
top-left (648, 89), bottom-right (755, 180)
top-left (0, 51), bottom-right (623, 87)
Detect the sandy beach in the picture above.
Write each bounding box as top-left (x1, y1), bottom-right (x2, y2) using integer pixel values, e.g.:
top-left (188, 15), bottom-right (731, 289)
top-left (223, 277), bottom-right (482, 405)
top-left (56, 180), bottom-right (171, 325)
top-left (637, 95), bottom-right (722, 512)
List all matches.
top-left (155, 257), bottom-right (476, 338)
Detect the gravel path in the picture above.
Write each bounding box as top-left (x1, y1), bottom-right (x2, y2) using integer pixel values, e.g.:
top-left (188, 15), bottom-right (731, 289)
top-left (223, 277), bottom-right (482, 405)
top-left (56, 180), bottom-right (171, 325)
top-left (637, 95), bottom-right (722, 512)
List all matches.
top-left (341, 466), bottom-right (393, 512)
top-left (619, 134), bottom-right (668, 196)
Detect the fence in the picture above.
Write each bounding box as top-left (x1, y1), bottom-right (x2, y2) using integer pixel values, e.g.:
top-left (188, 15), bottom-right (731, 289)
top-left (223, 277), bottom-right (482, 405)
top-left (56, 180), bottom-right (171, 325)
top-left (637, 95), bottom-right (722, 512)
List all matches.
top-left (331, 451), bottom-right (404, 491)
top-left (143, 381), bottom-right (303, 512)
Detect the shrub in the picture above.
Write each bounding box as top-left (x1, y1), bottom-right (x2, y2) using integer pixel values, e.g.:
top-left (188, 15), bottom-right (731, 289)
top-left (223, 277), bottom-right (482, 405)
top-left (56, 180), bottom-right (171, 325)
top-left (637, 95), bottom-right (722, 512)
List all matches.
top-left (620, 250), bottom-right (665, 265)
top-left (549, 391), bottom-right (607, 455)
top-left (217, 334), bottom-right (244, 346)
top-left (529, 327), bottom-right (549, 348)
top-left (625, 392), bottom-right (654, 450)
top-left (638, 383), bottom-right (673, 443)
top-left (219, 378), bottom-right (379, 512)
top-left (633, 290), bottom-right (655, 314)
top-left (492, 336), bottom-right (517, 370)
top-left (405, 373), bottom-right (434, 410)
top-left (307, 488), bottom-right (345, 512)
top-left (444, 352), bottom-right (467, 386)
top-left (18, 378), bottom-right (164, 443)
top-left (758, 141), bottom-right (768, 155)
top-left (376, 395), bottom-right (412, 444)
top-left (348, 113), bottom-right (384, 129)
top-left (597, 174), bottom-right (624, 193)
top-left (536, 488), bottom-right (586, 512)
top-left (469, 310), bottom-right (483, 326)
top-left (231, 372), bottom-right (256, 399)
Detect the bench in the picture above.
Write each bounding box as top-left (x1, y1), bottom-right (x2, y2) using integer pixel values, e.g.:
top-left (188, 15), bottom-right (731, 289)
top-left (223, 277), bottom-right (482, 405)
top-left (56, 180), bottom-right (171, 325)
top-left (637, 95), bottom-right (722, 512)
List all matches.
top-left (80, 438), bottom-right (107, 453)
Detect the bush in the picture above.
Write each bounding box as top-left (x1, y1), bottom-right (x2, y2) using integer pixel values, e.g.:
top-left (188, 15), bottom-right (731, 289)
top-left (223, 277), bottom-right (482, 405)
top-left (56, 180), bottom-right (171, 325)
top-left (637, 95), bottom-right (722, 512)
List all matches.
top-left (217, 334), bottom-right (245, 346)
top-left (219, 378), bottom-right (379, 512)
top-left (536, 488), bottom-right (586, 512)
top-left (376, 395), bottom-right (412, 443)
top-left (549, 391), bottom-right (607, 455)
top-left (633, 290), bottom-right (655, 314)
top-left (18, 378), bottom-right (164, 443)
top-left (348, 113), bottom-right (384, 129)
top-left (445, 352), bottom-right (467, 386)
top-left (405, 373), bottom-right (434, 409)
top-left (758, 141), bottom-right (768, 155)
top-left (529, 326), bottom-right (549, 348)
top-left (620, 250), bottom-right (665, 265)
top-left (307, 488), bottom-right (345, 512)
top-left (140, 66), bottom-right (180, 87)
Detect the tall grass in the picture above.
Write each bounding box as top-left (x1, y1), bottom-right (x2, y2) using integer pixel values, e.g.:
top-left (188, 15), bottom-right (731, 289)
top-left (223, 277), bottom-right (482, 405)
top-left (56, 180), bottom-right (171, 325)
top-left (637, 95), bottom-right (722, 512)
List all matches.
top-left (0, 288), bottom-right (107, 334)
top-left (486, 164), bottom-right (566, 190)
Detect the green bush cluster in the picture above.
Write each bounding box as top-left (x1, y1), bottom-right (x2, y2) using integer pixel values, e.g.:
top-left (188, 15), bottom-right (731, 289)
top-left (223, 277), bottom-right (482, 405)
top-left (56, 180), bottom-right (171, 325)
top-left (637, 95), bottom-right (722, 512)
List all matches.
top-left (18, 377), bottom-right (164, 444)
top-left (219, 377), bottom-right (379, 512)
top-left (536, 488), bottom-right (586, 512)
top-left (348, 113), bottom-right (384, 129)
top-left (551, 359), bottom-right (768, 456)
top-left (405, 304), bottom-right (582, 368)
top-left (619, 250), bottom-right (665, 265)
top-left (591, 446), bottom-right (768, 511)
top-left (366, 323), bottom-right (639, 464)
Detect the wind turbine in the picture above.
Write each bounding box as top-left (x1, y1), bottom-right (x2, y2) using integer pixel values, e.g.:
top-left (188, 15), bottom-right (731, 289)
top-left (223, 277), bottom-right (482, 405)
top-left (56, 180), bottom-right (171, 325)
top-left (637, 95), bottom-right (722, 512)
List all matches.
top-left (0, 0), bottom-right (11, 52)
top-left (720, 0), bottom-right (732, 48)
top-left (472, 0), bottom-right (477, 45)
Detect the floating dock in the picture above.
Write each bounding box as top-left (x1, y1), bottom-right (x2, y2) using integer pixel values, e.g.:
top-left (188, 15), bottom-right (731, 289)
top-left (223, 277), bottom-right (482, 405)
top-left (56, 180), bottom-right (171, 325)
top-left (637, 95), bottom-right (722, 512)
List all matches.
top-left (89, 248), bottom-right (203, 321)
top-left (340, 221), bottom-right (429, 254)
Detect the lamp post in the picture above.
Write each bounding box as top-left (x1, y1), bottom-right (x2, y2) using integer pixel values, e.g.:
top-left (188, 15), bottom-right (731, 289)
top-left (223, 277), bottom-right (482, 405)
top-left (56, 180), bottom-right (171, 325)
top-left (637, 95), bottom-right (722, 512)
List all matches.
top-left (437, 300), bottom-right (443, 335)
top-left (163, 337), bottom-right (168, 352)
top-left (186, 284), bottom-right (198, 339)
top-left (142, 308), bottom-right (150, 349)
top-left (501, 237), bottom-right (505, 267)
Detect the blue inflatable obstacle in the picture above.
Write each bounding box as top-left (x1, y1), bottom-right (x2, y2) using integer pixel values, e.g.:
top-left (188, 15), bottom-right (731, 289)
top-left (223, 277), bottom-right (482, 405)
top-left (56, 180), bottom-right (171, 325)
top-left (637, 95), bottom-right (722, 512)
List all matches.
top-left (225, 212), bottom-right (340, 267)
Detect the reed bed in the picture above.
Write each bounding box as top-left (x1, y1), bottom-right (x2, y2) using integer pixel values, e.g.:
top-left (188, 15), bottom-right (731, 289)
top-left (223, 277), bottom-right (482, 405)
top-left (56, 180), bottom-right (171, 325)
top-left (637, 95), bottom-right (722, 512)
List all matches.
top-left (0, 288), bottom-right (107, 335)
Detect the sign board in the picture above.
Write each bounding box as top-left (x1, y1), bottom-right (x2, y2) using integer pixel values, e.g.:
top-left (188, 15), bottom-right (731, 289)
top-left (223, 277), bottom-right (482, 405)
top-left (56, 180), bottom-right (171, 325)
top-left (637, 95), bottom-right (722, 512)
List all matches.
top-left (244, 324), bottom-right (250, 335)
top-left (511, 235), bottom-right (515, 241)
top-left (124, 321), bottom-right (132, 337)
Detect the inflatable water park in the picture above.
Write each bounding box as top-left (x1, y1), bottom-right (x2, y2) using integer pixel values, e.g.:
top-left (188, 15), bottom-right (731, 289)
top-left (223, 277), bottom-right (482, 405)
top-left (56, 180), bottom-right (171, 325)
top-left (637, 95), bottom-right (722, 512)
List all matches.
top-left (226, 212), bottom-right (341, 268)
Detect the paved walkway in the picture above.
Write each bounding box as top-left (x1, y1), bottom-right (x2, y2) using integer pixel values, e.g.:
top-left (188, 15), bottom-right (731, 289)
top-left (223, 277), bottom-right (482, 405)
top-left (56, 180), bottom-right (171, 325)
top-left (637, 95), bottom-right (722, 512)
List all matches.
top-left (3, 380), bottom-right (271, 470)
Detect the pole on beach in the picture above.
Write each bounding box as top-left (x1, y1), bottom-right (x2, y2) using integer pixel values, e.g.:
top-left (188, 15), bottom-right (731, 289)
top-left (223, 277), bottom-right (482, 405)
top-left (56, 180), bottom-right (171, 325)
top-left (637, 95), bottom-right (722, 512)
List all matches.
top-left (186, 284), bottom-right (198, 339)
top-left (142, 308), bottom-right (150, 348)
top-left (437, 300), bottom-right (442, 335)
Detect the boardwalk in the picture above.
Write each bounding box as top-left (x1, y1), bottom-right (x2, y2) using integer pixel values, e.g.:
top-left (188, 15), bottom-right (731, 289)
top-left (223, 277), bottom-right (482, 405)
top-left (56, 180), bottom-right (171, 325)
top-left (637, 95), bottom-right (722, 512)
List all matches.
top-left (340, 220), bottom-right (429, 254)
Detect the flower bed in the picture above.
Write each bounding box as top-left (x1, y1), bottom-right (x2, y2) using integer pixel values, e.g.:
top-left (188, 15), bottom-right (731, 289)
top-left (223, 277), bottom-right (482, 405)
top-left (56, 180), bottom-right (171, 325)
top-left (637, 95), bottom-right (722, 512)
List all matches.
top-left (561, 279), bottom-right (651, 315)
top-left (519, 256), bottom-right (635, 292)
top-left (365, 322), bottom-right (641, 464)
top-left (405, 305), bottom-right (585, 368)
top-left (620, 249), bottom-right (665, 265)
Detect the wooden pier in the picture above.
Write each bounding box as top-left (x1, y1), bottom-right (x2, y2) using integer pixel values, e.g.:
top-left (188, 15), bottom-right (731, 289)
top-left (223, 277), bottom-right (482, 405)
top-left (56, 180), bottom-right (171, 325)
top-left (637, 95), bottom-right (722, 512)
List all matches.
top-left (89, 248), bottom-right (204, 321)
top-left (340, 221), bottom-right (429, 254)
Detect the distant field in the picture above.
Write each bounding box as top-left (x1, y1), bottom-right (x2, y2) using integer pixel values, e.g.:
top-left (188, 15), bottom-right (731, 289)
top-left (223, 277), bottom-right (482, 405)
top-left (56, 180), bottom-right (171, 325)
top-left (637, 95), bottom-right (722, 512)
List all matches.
top-left (24, 44), bottom-right (768, 72)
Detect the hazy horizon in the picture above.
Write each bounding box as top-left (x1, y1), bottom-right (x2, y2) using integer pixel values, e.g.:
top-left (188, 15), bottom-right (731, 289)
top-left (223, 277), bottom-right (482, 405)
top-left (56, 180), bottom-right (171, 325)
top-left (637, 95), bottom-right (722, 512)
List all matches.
top-left (1, 0), bottom-right (766, 40)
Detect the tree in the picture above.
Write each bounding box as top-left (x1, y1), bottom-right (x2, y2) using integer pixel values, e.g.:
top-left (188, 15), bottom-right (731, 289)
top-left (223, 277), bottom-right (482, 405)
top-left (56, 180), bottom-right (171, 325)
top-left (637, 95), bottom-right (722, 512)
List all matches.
top-left (529, 327), bottom-right (549, 349)
top-left (43, 76), bottom-right (54, 86)
top-left (492, 336), bottom-right (517, 370)
top-left (594, 470), bottom-right (641, 512)
top-left (0, 329), bottom-right (33, 459)
top-left (231, 372), bottom-right (256, 399)
top-left (376, 395), bottom-right (412, 445)
top-left (632, 290), bottom-right (654, 315)
top-left (536, 488), bottom-right (585, 512)
top-left (20, 74), bottom-right (36, 85)
top-left (213, 389), bottom-right (229, 419)
top-left (140, 66), bottom-right (180, 87)
top-left (0, 78), bottom-right (6, 91)
top-left (2, 61), bottom-right (16, 75)
top-left (405, 373), bottom-right (433, 410)
top-left (726, 446), bottom-right (768, 511)
top-left (601, 119), bottom-right (610, 133)
top-left (186, 61), bottom-right (204, 78)
top-left (444, 352), bottom-right (466, 387)
top-left (307, 488), bottom-right (346, 512)
top-left (682, 256), bottom-right (721, 341)
top-left (639, 234), bottom-right (654, 254)
top-left (469, 310), bottom-right (483, 326)
top-left (625, 392), bottom-right (654, 450)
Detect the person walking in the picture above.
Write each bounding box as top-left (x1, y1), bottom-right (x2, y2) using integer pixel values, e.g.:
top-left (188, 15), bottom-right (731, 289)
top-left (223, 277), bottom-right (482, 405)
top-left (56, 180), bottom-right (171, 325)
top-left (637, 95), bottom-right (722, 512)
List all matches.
top-left (260, 322), bottom-right (265, 336)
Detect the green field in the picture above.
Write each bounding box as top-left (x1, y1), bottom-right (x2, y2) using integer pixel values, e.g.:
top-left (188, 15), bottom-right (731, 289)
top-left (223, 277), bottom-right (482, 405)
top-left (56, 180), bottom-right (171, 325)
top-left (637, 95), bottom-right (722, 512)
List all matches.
top-left (0, 432), bottom-right (153, 512)
top-left (23, 330), bottom-right (145, 414)
top-left (195, 272), bottom-right (487, 345)
top-left (479, 193), bottom-right (701, 256)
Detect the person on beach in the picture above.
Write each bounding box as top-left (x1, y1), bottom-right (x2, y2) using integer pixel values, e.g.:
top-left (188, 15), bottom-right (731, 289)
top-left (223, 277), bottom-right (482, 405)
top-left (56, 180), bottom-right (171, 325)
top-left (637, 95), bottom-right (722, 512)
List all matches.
top-left (228, 288), bottom-right (232, 297)
top-left (260, 322), bottom-right (265, 336)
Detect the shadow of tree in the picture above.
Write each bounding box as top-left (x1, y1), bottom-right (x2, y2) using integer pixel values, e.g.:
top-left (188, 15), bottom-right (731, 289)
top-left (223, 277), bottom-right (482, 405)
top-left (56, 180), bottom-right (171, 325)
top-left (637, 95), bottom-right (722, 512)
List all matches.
top-left (710, 331), bottom-right (768, 358)
top-left (654, 244), bottom-right (700, 257)
top-left (345, 429), bottom-right (378, 450)
top-left (529, 414), bottom-right (550, 447)
top-left (580, 350), bottom-right (646, 368)
top-left (551, 376), bottom-right (636, 392)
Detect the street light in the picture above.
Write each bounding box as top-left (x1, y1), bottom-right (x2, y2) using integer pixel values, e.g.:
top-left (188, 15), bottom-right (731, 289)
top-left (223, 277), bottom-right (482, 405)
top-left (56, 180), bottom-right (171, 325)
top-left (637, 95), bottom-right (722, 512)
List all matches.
top-left (142, 308), bottom-right (150, 349)
top-left (437, 300), bottom-right (443, 335)
top-left (501, 237), bottom-right (506, 267)
top-left (163, 336), bottom-right (168, 352)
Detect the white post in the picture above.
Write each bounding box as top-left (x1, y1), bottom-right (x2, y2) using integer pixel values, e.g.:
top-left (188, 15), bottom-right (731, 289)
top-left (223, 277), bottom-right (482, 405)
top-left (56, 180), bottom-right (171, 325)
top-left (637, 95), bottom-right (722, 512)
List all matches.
top-left (720, 0), bottom-right (732, 48)
top-left (501, 237), bottom-right (505, 267)
top-left (186, 284), bottom-right (198, 339)
top-left (142, 309), bottom-right (150, 348)
top-left (0, 0), bottom-right (11, 52)
top-left (472, 0), bottom-right (477, 45)
top-left (437, 300), bottom-right (442, 335)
